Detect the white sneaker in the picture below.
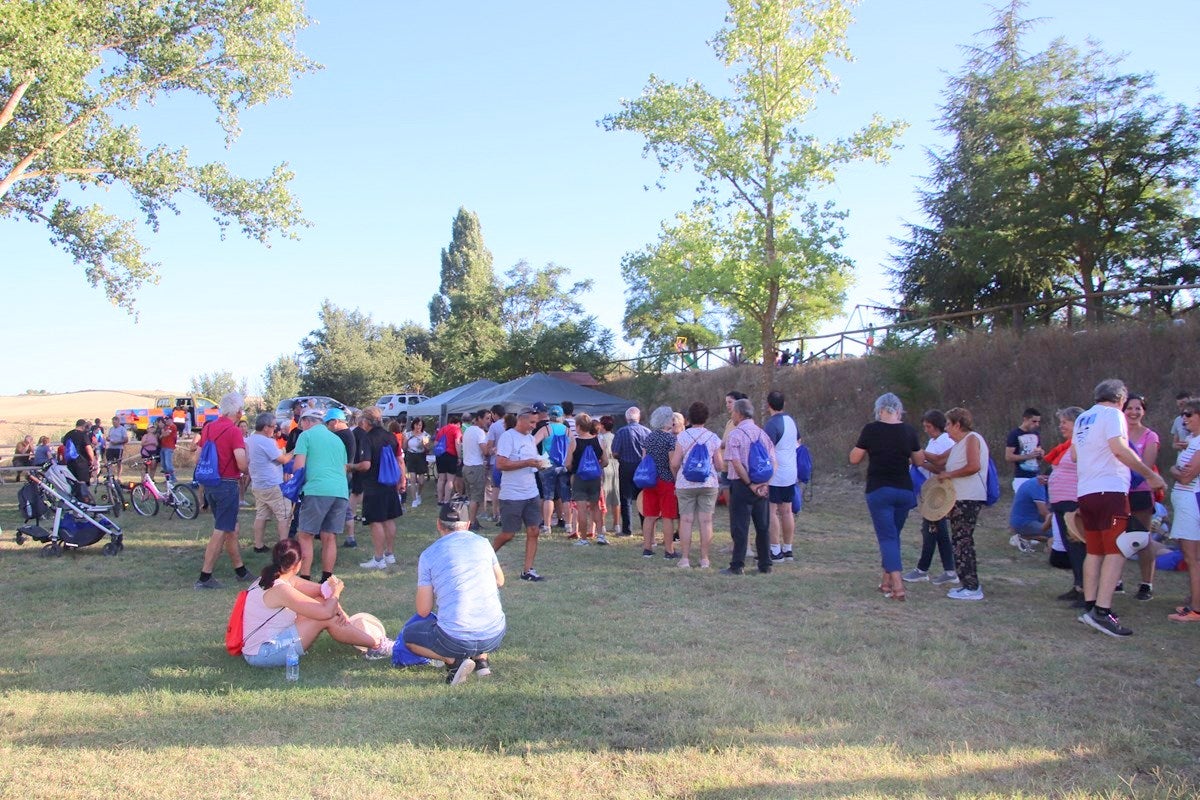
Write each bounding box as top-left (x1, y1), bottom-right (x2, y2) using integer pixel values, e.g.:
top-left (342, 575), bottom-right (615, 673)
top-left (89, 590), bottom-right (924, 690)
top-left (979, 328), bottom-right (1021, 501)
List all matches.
top-left (596, 534), bottom-right (609, 545)
top-left (384, 553), bottom-right (396, 564)
top-left (678, 559), bottom-right (691, 568)
top-left (412, 495), bottom-right (422, 508)
top-left (359, 557), bottom-right (387, 570)
top-left (947, 586), bottom-right (984, 601)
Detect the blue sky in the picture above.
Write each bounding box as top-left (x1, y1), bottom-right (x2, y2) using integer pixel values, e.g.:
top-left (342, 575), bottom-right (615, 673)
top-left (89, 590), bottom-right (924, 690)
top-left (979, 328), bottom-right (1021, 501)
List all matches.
top-left (5, 0), bottom-right (1197, 396)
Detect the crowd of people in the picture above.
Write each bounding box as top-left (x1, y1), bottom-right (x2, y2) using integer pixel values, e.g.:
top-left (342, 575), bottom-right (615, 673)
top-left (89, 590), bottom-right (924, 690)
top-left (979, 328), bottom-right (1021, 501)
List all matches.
top-left (21, 375), bottom-right (1200, 684)
top-left (852, 379), bottom-right (1199, 643)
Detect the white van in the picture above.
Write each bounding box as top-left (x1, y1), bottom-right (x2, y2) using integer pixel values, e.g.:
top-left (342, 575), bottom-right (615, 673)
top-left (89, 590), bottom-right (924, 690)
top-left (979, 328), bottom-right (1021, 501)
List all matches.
top-left (376, 393), bottom-right (428, 420)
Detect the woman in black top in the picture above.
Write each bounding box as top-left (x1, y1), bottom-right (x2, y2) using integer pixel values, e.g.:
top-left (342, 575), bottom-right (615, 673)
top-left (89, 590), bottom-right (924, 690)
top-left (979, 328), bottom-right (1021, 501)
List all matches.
top-left (566, 413), bottom-right (608, 543)
top-left (849, 392), bottom-right (923, 601)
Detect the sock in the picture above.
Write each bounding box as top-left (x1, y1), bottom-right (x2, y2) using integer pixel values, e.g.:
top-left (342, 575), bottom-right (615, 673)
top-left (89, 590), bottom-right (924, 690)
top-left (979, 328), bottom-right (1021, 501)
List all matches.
top-left (1083, 601), bottom-right (1095, 613)
top-left (771, 545), bottom-right (782, 556)
top-left (320, 571), bottom-right (332, 583)
top-left (235, 566), bottom-right (250, 579)
top-left (1094, 606), bottom-right (1111, 617)
top-left (1140, 583), bottom-right (1152, 590)
top-left (299, 574), bottom-right (311, 582)
top-left (199, 572), bottom-right (212, 582)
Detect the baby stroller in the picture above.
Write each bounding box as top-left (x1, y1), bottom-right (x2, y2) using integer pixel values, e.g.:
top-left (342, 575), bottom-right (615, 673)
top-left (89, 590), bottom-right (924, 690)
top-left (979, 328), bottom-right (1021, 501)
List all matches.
top-left (15, 463), bottom-right (124, 556)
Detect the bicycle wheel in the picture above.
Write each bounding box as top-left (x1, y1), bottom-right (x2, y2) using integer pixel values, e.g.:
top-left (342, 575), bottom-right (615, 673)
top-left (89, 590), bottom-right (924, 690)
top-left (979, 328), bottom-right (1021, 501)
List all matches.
top-left (131, 484), bottom-right (159, 516)
top-left (93, 483), bottom-right (116, 512)
top-left (170, 484), bottom-right (199, 520)
top-left (105, 478), bottom-right (123, 518)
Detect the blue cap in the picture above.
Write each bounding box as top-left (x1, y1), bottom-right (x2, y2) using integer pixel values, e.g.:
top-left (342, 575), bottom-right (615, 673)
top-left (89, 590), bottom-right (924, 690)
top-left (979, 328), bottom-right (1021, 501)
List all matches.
top-left (549, 405), bottom-right (564, 419)
top-left (322, 408), bottom-right (346, 423)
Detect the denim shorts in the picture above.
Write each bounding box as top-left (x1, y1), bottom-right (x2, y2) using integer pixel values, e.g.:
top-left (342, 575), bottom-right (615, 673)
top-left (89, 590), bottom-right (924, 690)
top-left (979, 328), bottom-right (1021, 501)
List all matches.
top-left (243, 624), bottom-right (304, 668)
top-left (402, 617), bottom-right (505, 660)
top-left (208, 479), bottom-right (240, 532)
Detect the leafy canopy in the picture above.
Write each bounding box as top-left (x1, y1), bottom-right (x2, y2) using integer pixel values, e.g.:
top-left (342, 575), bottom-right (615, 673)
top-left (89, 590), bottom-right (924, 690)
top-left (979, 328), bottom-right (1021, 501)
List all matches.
top-left (603, 0), bottom-right (903, 382)
top-left (0, 0), bottom-right (318, 312)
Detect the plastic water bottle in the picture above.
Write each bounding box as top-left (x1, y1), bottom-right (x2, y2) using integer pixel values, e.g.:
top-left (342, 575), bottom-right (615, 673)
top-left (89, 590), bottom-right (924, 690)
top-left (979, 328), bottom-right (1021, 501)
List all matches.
top-left (285, 642), bottom-right (300, 682)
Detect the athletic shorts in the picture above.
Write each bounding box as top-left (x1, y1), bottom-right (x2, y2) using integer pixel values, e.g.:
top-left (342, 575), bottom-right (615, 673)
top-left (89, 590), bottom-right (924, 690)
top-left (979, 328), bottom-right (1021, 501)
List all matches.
top-left (104, 447), bottom-right (124, 464)
top-left (571, 476), bottom-right (601, 503)
top-left (675, 486), bottom-right (718, 517)
top-left (298, 494), bottom-right (349, 535)
top-left (500, 497), bottom-right (541, 533)
top-left (1129, 491), bottom-right (1154, 513)
top-left (208, 479), bottom-right (240, 533)
top-left (1078, 492), bottom-right (1129, 556)
top-left (404, 451), bottom-right (427, 476)
top-left (361, 488), bottom-right (402, 524)
top-left (252, 484), bottom-right (292, 524)
top-left (435, 453), bottom-right (458, 477)
top-left (641, 479), bottom-right (678, 520)
top-left (768, 485), bottom-right (795, 504)
top-left (1170, 486), bottom-right (1200, 541)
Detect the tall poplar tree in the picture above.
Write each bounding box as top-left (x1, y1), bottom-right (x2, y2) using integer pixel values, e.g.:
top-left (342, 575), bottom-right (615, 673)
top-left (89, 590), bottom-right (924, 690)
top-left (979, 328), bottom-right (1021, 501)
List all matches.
top-left (604, 0), bottom-right (904, 386)
top-left (428, 207), bottom-right (504, 385)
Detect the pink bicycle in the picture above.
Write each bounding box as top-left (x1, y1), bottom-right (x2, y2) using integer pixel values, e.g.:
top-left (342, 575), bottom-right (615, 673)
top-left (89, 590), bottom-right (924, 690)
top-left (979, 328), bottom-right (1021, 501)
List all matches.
top-left (130, 458), bottom-right (199, 520)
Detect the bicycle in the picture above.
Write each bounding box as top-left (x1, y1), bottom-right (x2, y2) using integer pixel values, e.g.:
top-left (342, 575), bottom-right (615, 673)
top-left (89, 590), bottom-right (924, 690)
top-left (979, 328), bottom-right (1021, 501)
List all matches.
top-left (91, 460), bottom-right (127, 518)
top-left (130, 459), bottom-right (199, 520)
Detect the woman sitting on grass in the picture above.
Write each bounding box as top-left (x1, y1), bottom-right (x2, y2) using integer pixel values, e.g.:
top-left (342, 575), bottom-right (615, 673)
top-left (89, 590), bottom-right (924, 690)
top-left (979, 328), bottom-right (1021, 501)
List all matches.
top-left (241, 539), bottom-right (393, 667)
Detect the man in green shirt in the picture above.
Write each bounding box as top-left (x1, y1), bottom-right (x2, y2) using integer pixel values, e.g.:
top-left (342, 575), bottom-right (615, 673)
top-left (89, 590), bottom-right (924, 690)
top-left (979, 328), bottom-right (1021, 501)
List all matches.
top-left (292, 408), bottom-right (350, 582)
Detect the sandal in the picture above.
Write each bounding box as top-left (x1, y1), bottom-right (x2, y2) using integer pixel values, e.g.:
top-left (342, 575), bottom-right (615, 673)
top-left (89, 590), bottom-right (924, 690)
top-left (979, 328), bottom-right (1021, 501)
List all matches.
top-left (888, 591), bottom-right (906, 602)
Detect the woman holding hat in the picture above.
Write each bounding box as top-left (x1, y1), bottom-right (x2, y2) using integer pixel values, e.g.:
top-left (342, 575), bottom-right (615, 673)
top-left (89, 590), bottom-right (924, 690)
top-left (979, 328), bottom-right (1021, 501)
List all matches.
top-left (241, 539), bottom-right (393, 667)
top-left (937, 407), bottom-right (990, 601)
top-left (849, 392), bottom-right (923, 601)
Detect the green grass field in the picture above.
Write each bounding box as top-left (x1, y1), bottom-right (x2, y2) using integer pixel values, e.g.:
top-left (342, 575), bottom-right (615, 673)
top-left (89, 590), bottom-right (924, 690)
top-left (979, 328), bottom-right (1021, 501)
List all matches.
top-left (2, 477), bottom-right (1199, 799)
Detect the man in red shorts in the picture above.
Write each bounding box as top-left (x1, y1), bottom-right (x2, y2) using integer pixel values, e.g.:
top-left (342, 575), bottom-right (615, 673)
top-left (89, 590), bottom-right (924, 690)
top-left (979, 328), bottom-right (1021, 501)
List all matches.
top-left (1072, 379), bottom-right (1165, 637)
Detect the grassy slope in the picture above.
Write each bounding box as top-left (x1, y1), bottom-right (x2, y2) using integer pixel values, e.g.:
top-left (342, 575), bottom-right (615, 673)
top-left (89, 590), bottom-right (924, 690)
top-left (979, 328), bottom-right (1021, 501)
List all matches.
top-left (1, 474), bottom-right (1198, 799)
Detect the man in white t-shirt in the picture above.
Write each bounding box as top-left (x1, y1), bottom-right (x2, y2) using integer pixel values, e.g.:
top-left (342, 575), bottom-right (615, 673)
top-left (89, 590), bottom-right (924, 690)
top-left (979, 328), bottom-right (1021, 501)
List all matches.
top-left (493, 408), bottom-right (547, 582)
top-left (764, 391), bottom-right (799, 563)
top-left (461, 409), bottom-right (491, 531)
top-left (1071, 378), bottom-right (1165, 638)
top-left (483, 404), bottom-right (507, 522)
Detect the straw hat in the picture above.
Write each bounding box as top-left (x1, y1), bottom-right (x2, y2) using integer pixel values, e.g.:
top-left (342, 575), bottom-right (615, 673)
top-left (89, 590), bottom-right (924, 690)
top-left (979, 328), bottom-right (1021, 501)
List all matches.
top-left (347, 612), bottom-right (387, 652)
top-left (918, 479), bottom-right (957, 521)
top-left (1062, 510), bottom-right (1087, 543)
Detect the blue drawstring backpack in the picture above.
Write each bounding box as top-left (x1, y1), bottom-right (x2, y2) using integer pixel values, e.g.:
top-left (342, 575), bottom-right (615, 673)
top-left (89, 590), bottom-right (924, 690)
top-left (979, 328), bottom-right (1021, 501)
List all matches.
top-left (432, 432), bottom-right (448, 457)
top-left (393, 613), bottom-right (438, 667)
top-left (796, 444), bottom-right (813, 484)
top-left (281, 467), bottom-right (306, 502)
top-left (377, 445), bottom-right (400, 485)
top-left (576, 446), bottom-right (602, 481)
top-left (193, 439), bottom-right (221, 487)
top-left (984, 458), bottom-right (1000, 506)
top-left (909, 465), bottom-right (926, 510)
top-left (64, 438), bottom-right (80, 462)
top-left (747, 438), bottom-right (773, 484)
top-left (681, 436), bottom-right (712, 483)
top-left (633, 453), bottom-right (658, 488)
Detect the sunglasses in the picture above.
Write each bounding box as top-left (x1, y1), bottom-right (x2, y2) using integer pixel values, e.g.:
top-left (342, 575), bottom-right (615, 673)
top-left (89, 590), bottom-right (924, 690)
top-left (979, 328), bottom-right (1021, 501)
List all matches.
top-left (1184, 412), bottom-right (1196, 418)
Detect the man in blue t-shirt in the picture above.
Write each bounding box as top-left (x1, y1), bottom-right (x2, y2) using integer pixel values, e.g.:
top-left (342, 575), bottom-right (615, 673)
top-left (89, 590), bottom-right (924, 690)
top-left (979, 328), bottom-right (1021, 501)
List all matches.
top-left (403, 504), bottom-right (507, 685)
top-left (1008, 474), bottom-right (1050, 552)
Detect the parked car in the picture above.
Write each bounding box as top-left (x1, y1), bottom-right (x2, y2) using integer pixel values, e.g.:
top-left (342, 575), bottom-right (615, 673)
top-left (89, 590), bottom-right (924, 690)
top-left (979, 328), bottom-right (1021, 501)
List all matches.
top-left (274, 395), bottom-right (352, 428)
top-left (375, 392), bottom-right (428, 421)
top-left (115, 395), bottom-right (218, 438)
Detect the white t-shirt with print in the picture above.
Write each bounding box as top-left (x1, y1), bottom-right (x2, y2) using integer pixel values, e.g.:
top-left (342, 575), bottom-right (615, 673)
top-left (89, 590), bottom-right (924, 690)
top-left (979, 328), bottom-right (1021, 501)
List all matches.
top-left (1174, 437), bottom-right (1200, 493)
top-left (1073, 403), bottom-right (1131, 496)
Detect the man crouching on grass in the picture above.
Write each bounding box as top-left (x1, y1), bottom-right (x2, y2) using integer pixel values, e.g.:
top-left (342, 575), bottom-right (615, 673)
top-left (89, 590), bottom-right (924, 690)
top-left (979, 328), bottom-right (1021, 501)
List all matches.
top-left (403, 504), bottom-right (507, 685)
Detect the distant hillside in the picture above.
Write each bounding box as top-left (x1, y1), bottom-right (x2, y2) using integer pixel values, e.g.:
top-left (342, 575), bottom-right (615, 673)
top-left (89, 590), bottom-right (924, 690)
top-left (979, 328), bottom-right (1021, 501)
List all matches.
top-left (605, 320), bottom-right (1200, 480)
top-left (0, 390), bottom-right (160, 444)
